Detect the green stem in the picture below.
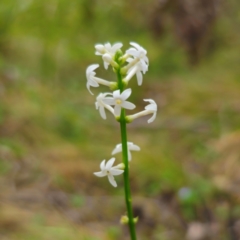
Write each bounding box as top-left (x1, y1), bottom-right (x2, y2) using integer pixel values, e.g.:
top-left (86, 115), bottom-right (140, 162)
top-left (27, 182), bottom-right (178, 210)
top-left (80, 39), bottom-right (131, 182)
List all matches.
top-left (117, 69), bottom-right (137, 240)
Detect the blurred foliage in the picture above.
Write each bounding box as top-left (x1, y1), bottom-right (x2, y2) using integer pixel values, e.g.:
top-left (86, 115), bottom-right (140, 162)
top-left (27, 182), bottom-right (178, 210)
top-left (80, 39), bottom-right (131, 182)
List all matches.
top-left (0, 0), bottom-right (240, 239)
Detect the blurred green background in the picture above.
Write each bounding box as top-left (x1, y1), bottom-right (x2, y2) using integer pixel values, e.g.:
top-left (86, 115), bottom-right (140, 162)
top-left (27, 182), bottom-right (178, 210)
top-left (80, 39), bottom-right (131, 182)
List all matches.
top-left (0, 0), bottom-right (240, 239)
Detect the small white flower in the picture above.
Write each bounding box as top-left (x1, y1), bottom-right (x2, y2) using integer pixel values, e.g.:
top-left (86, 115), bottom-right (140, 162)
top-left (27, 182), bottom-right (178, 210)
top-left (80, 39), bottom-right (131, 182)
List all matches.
top-left (94, 158), bottom-right (124, 187)
top-left (112, 142), bottom-right (140, 161)
top-left (95, 42), bottom-right (123, 56)
top-left (95, 92), bottom-right (114, 119)
top-left (95, 42), bottom-right (123, 69)
top-left (86, 64), bottom-right (111, 95)
top-left (102, 88), bottom-right (136, 116)
top-left (126, 42), bottom-right (149, 71)
top-left (127, 99), bottom-right (157, 123)
top-left (123, 42), bottom-right (149, 85)
top-left (125, 59), bottom-right (148, 86)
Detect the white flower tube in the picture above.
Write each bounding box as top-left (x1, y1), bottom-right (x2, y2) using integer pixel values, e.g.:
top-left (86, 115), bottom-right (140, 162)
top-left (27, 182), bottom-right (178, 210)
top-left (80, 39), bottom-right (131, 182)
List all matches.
top-left (124, 60), bottom-right (148, 86)
top-left (126, 99), bottom-right (157, 123)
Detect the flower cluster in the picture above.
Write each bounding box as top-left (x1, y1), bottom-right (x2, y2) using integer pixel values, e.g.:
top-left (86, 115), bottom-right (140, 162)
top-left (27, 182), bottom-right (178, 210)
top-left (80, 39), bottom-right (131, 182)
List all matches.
top-left (86, 42), bottom-right (157, 187)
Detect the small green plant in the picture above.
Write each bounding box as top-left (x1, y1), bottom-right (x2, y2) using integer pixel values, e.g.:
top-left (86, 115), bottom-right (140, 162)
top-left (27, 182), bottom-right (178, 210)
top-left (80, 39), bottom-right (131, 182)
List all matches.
top-left (86, 42), bottom-right (157, 240)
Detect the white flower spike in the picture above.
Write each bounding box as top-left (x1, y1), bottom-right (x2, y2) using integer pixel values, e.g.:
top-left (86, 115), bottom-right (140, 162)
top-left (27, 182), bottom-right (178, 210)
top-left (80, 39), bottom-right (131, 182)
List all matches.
top-left (127, 99), bottom-right (157, 123)
top-left (94, 158), bottom-right (124, 187)
top-left (86, 64), bottom-right (111, 95)
top-left (95, 92), bottom-right (114, 119)
top-left (95, 42), bottom-right (123, 69)
top-left (112, 142), bottom-right (140, 161)
top-left (102, 88), bottom-right (136, 116)
top-left (88, 42), bottom-right (158, 237)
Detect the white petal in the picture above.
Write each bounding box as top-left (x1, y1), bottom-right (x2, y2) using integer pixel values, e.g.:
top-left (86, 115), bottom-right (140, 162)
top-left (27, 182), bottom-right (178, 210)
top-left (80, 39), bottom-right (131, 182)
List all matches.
top-left (89, 78), bottom-right (99, 87)
top-left (145, 104), bottom-right (157, 111)
top-left (143, 56), bottom-right (149, 64)
top-left (121, 88), bottom-right (132, 100)
top-left (128, 151), bottom-right (132, 161)
top-left (106, 157), bottom-right (115, 169)
top-left (102, 53), bottom-right (112, 63)
top-left (136, 71), bottom-right (143, 86)
top-left (112, 43), bottom-right (123, 52)
top-left (104, 61), bottom-right (109, 69)
top-left (86, 64), bottom-right (99, 76)
top-left (95, 102), bottom-right (99, 109)
top-left (99, 106), bottom-right (106, 119)
top-left (126, 49), bottom-right (138, 57)
top-left (104, 104), bottom-right (115, 115)
top-left (144, 99), bottom-right (154, 103)
top-left (113, 89), bottom-right (120, 98)
top-left (94, 171), bottom-right (106, 177)
top-left (108, 175), bottom-right (117, 187)
top-left (140, 59), bottom-right (148, 73)
top-left (95, 44), bottom-right (105, 54)
top-left (130, 42), bottom-right (141, 50)
top-left (86, 83), bottom-right (94, 95)
top-left (148, 112), bottom-right (157, 123)
top-left (129, 145), bottom-right (140, 151)
top-left (100, 160), bottom-right (106, 170)
top-left (105, 43), bottom-right (111, 49)
top-left (110, 169), bottom-right (124, 176)
top-left (121, 101), bottom-right (136, 110)
top-left (126, 57), bottom-right (134, 63)
top-left (112, 144), bottom-right (122, 155)
top-left (131, 42), bottom-right (147, 54)
top-left (114, 105), bottom-right (121, 116)
top-left (116, 143), bottom-right (122, 148)
top-left (102, 98), bottom-right (115, 105)
top-left (144, 99), bottom-right (157, 110)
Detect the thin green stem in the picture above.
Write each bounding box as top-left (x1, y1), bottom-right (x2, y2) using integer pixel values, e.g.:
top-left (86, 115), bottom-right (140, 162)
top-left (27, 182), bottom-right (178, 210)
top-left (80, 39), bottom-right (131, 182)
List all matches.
top-left (117, 69), bottom-right (137, 240)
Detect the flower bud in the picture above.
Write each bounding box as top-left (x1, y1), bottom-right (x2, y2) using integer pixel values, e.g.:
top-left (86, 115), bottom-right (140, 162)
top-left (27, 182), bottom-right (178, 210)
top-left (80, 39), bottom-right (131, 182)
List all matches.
top-left (102, 53), bottom-right (119, 68)
top-left (109, 82), bottom-right (118, 91)
top-left (102, 53), bottom-right (112, 63)
top-left (120, 215), bottom-right (129, 224)
top-left (95, 44), bottom-right (105, 54)
top-left (134, 217), bottom-right (138, 224)
top-left (114, 49), bottom-right (123, 62)
top-left (116, 163), bottom-right (125, 170)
